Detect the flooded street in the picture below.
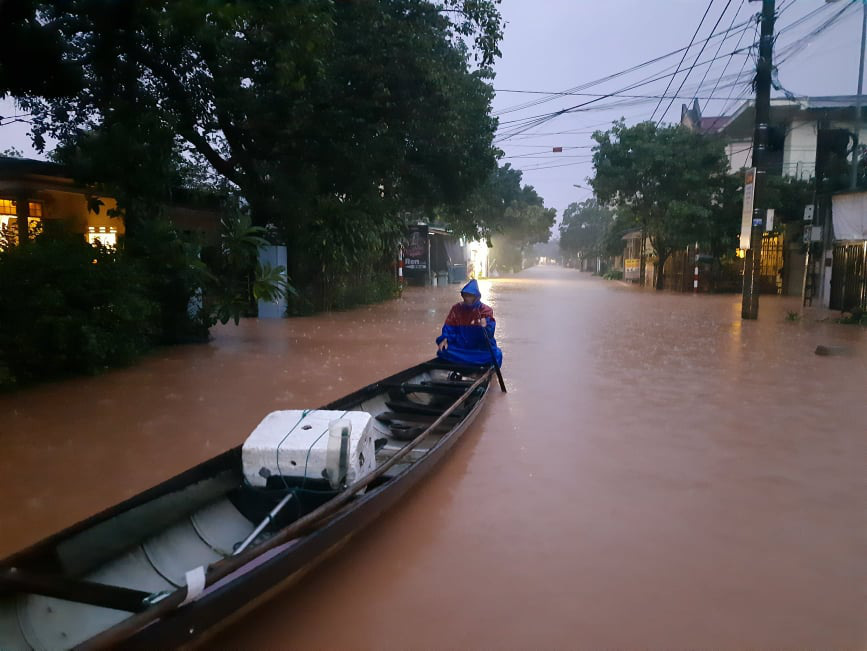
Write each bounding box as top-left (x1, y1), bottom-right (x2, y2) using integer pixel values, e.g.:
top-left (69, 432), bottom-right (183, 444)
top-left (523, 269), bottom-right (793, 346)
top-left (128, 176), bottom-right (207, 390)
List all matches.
top-left (1, 265), bottom-right (865, 648)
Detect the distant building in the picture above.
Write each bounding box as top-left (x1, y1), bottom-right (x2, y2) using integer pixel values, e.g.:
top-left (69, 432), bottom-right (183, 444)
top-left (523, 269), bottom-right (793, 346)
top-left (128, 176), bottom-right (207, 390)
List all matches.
top-left (0, 156), bottom-right (220, 248)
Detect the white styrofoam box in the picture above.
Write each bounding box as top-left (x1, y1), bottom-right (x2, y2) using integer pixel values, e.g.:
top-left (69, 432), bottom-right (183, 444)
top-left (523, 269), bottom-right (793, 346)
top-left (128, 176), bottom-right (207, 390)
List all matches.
top-left (242, 410), bottom-right (376, 488)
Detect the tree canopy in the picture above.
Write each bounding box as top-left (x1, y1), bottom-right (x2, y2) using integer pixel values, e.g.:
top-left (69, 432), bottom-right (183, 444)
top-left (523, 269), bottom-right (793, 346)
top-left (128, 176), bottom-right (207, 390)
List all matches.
top-left (3, 0), bottom-right (506, 308)
top-left (441, 163), bottom-right (555, 272)
top-left (590, 120), bottom-right (729, 288)
top-left (558, 199), bottom-right (621, 262)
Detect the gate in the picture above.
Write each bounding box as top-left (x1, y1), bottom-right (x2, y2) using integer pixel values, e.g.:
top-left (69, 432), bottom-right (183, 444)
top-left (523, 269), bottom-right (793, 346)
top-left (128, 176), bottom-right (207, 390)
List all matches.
top-left (830, 242), bottom-right (867, 311)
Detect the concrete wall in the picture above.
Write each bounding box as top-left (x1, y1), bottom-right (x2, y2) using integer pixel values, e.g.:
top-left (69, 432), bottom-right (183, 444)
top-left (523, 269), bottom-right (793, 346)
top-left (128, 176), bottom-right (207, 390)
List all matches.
top-left (782, 119), bottom-right (818, 180)
top-left (726, 140), bottom-right (752, 172)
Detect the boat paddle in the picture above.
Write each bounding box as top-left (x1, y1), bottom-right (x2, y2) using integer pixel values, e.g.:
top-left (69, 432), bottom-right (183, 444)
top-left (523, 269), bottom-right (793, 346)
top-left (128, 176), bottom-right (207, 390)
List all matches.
top-left (479, 321), bottom-right (506, 393)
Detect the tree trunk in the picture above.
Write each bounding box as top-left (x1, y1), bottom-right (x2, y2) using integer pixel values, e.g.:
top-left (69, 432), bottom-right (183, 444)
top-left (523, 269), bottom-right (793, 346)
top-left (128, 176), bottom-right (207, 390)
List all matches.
top-left (655, 250), bottom-right (670, 290)
top-left (639, 226), bottom-right (647, 286)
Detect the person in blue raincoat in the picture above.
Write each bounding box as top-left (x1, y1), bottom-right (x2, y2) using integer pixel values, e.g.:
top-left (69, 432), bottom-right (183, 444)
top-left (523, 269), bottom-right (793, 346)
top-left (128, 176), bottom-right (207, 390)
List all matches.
top-left (436, 279), bottom-right (503, 367)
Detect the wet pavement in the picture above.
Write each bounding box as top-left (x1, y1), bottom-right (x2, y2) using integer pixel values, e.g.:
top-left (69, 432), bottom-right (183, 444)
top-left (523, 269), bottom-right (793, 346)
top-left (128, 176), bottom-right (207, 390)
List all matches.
top-left (1, 265), bottom-right (864, 648)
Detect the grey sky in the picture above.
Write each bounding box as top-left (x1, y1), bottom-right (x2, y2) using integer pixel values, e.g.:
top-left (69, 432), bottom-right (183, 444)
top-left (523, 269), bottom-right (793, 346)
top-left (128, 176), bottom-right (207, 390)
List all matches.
top-left (1, 1), bottom-right (863, 228)
top-left (493, 0), bottom-right (864, 224)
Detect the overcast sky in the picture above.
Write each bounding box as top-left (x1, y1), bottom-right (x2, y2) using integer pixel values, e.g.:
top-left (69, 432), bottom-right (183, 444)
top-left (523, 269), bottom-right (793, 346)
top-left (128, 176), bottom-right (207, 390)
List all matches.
top-left (1, 1), bottom-right (864, 227)
top-left (493, 0), bottom-right (864, 225)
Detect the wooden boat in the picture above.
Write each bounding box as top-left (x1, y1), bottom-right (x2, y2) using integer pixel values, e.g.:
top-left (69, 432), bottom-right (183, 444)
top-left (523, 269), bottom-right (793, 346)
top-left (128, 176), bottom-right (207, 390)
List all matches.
top-left (0, 359), bottom-right (494, 650)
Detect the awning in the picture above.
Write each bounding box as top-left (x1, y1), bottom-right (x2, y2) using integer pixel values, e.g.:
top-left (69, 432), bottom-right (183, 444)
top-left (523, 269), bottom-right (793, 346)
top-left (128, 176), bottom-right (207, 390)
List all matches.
top-left (832, 192), bottom-right (867, 241)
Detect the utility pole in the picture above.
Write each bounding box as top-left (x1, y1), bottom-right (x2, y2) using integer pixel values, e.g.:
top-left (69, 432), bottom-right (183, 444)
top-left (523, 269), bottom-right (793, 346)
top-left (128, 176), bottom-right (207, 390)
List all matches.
top-left (741, 0), bottom-right (775, 320)
top-left (851, 0), bottom-right (866, 190)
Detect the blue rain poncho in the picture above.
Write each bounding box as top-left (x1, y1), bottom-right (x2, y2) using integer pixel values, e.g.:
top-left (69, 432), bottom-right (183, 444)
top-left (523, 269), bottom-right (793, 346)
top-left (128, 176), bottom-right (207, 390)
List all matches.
top-left (435, 279), bottom-right (503, 367)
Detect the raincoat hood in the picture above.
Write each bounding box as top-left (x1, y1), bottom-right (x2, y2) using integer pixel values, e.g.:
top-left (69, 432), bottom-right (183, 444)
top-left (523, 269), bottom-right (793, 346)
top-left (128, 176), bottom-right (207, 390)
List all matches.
top-left (460, 279), bottom-right (481, 298)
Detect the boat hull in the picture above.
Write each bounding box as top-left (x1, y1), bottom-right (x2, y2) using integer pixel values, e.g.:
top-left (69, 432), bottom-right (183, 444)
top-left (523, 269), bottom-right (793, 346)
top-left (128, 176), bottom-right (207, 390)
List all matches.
top-left (0, 359), bottom-right (493, 649)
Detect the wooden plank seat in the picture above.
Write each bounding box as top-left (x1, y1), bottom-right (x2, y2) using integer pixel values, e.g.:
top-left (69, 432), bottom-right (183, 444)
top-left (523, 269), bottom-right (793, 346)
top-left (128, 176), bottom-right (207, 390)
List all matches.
top-left (0, 567), bottom-right (152, 613)
top-left (422, 379), bottom-right (477, 388)
top-left (384, 399), bottom-right (470, 418)
top-left (385, 421), bottom-right (451, 441)
top-left (379, 383), bottom-right (469, 396)
top-left (375, 411), bottom-right (461, 426)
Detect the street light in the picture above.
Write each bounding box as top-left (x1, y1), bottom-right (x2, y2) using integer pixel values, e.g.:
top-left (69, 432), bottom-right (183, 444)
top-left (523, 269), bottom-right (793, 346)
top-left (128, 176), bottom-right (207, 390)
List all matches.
top-left (828, 0), bottom-right (866, 189)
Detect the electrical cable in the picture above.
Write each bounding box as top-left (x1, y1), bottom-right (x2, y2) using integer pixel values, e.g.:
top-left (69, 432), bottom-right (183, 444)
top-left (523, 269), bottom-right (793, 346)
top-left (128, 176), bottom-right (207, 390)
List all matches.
top-left (649, 0), bottom-right (717, 123)
top-left (656, 0), bottom-right (735, 124)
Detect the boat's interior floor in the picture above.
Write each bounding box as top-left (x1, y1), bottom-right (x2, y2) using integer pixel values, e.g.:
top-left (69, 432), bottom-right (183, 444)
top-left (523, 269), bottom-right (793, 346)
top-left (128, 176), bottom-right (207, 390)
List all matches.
top-left (0, 364), bottom-right (487, 651)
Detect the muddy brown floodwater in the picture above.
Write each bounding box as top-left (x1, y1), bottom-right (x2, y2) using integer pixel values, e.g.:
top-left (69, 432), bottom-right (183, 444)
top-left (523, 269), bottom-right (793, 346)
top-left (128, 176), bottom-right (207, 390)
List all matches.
top-left (1, 265), bottom-right (865, 648)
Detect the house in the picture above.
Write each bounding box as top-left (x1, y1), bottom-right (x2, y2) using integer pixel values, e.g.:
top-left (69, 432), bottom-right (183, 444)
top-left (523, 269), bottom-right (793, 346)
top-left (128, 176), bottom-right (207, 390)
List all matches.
top-left (0, 157), bottom-right (122, 246)
top-left (0, 156), bottom-right (221, 248)
top-left (713, 95), bottom-right (864, 180)
top-left (682, 96), bottom-right (866, 303)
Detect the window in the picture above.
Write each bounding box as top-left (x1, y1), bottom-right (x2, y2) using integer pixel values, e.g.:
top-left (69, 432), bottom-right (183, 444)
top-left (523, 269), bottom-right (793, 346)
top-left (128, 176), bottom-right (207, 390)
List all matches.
top-left (87, 226), bottom-right (118, 248)
top-left (0, 199), bottom-right (43, 217)
top-left (0, 199), bottom-right (43, 246)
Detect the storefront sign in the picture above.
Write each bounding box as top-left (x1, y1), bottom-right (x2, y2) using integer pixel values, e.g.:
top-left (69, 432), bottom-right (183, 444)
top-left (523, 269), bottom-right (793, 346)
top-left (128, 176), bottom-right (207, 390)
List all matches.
top-left (404, 224), bottom-right (428, 272)
top-left (740, 167), bottom-right (756, 250)
top-left (624, 258), bottom-right (640, 280)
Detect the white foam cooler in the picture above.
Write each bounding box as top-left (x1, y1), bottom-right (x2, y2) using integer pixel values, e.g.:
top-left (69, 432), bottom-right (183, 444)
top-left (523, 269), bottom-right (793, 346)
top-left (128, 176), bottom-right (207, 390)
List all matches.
top-left (242, 410), bottom-right (376, 488)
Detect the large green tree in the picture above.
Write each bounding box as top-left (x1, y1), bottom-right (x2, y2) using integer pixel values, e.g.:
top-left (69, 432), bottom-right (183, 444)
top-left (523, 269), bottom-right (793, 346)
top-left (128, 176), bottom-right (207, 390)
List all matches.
top-left (3, 0), bottom-right (504, 308)
top-left (590, 120), bottom-right (729, 289)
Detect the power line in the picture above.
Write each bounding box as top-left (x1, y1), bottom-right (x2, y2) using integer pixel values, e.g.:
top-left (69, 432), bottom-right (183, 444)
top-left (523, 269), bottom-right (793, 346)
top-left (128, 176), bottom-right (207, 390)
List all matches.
top-left (503, 153), bottom-right (594, 160)
top-left (494, 13), bottom-right (755, 117)
top-left (649, 0), bottom-right (717, 123)
top-left (703, 2), bottom-right (754, 114)
top-left (775, 0), bottom-right (857, 67)
top-left (495, 0), bottom-right (846, 144)
top-left (699, 0), bottom-right (746, 113)
top-left (717, 16), bottom-right (760, 117)
top-left (496, 89), bottom-right (752, 100)
top-left (495, 45), bottom-right (754, 141)
top-left (495, 50), bottom-right (752, 129)
top-left (518, 160), bottom-right (592, 172)
top-left (656, 0), bottom-right (735, 124)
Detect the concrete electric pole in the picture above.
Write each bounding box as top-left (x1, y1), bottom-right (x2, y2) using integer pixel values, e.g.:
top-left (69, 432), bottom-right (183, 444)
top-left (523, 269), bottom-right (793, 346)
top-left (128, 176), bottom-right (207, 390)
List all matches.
top-left (852, 0), bottom-right (866, 190)
top-left (741, 0), bottom-right (776, 320)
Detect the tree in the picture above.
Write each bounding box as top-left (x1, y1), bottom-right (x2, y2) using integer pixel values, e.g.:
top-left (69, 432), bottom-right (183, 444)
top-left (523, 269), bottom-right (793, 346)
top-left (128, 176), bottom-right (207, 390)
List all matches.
top-left (5, 0), bottom-right (504, 309)
top-left (764, 175), bottom-right (814, 223)
top-left (705, 172), bottom-right (743, 263)
top-left (590, 120), bottom-right (729, 289)
top-left (440, 163), bottom-right (555, 273)
top-left (558, 199), bottom-right (620, 264)
top-left (444, 163), bottom-right (555, 241)
top-left (442, 163), bottom-right (525, 242)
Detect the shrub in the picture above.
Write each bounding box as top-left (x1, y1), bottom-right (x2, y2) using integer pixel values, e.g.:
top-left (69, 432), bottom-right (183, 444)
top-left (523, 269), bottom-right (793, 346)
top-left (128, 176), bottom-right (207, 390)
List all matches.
top-left (0, 234), bottom-right (158, 387)
top-left (602, 269), bottom-right (623, 280)
top-left (124, 218), bottom-right (212, 343)
top-left (837, 306), bottom-right (867, 326)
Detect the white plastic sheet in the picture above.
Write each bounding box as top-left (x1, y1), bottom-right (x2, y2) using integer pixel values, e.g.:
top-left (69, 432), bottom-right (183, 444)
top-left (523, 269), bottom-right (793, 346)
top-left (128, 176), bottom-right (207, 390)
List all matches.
top-left (832, 192), bottom-right (867, 241)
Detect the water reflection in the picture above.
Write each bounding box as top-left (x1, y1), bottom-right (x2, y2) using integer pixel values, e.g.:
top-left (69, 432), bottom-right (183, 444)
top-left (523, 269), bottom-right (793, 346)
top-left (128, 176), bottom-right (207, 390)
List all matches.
top-left (1, 266), bottom-right (864, 648)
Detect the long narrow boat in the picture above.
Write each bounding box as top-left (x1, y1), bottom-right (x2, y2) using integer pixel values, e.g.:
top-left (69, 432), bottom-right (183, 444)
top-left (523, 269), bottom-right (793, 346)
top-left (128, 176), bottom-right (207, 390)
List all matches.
top-left (0, 359), bottom-right (493, 650)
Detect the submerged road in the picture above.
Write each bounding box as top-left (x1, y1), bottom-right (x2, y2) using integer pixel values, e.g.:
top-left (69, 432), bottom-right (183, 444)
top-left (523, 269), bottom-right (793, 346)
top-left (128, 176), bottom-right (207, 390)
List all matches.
top-left (1, 265), bottom-right (864, 648)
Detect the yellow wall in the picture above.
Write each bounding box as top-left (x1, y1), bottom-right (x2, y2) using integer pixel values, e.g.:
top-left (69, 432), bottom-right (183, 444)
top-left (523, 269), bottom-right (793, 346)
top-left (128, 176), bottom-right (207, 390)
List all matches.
top-left (35, 189), bottom-right (123, 236)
